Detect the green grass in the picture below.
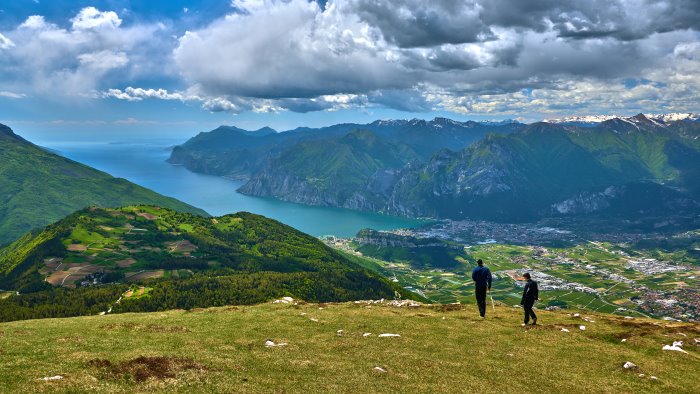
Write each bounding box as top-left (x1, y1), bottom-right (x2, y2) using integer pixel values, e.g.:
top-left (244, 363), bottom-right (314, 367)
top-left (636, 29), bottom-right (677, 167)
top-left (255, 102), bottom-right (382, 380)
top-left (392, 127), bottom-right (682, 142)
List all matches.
top-left (0, 302), bottom-right (698, 393)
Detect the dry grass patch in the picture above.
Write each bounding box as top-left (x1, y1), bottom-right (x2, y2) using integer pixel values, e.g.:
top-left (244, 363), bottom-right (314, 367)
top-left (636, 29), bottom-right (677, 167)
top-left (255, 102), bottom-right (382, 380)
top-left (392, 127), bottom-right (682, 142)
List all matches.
top-left (101, 323), bottom-right (191, 333)
top-left (126, 270), bottom-right (165, 281)
top-left (66, 244), bottom-right (87, 252)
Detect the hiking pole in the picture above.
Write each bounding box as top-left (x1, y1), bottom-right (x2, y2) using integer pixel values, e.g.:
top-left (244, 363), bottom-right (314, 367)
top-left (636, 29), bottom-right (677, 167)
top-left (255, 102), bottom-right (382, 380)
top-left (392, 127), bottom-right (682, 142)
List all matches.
top-left (489, 291), bottom-right (496, 313)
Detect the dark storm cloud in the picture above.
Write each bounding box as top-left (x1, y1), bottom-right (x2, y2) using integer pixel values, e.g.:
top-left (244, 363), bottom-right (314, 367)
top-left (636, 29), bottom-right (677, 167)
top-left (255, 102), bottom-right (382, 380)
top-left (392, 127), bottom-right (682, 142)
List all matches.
top-left (347, 0), bottom-right (493, 48)
top-left (480, 0), bottom-right (700, 41)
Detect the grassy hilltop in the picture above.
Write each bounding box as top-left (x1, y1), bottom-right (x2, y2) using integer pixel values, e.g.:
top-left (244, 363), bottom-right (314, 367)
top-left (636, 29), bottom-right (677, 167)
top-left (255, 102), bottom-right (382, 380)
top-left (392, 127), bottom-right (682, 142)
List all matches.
top-left (0, 301), bottom-right (698, 393)
top-left (0, 206), bottom-right (413, 321)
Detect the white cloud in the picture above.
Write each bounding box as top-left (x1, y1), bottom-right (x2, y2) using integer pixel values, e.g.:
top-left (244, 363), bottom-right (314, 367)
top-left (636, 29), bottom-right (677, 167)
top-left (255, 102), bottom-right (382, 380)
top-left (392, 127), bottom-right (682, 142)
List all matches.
top-left (0, 8), bottom-right (168, 97)
top-left (0, 91), bottom-right (25, 99)
top-left (1, 1), bottom-right (698, 117)
top-left (78, 50), bottom-right (129, 73)
top-left (19, 15), bottom-right (49, 29)
top-left (0, 33), bottom-right (14, 49)
top-left (70, 7), bottom-right (122, 30)
top-left (100, 87), bottom-right (191, 101)
top-left (166, 0), bottom-right (698, 116)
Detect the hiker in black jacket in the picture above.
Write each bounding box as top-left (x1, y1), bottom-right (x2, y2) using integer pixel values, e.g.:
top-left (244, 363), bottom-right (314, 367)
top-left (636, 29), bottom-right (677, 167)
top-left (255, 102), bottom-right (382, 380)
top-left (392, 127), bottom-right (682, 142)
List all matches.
top-left (471, 259), bottom-right (492, 318)
top-left (520, 272), bottom-right (539, 325)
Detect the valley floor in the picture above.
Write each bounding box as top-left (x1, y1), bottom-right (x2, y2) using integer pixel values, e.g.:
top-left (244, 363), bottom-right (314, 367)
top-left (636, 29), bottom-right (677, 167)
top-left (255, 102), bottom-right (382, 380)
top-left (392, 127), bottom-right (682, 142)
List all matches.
top-left (1, 301), bottom-right (698, 393)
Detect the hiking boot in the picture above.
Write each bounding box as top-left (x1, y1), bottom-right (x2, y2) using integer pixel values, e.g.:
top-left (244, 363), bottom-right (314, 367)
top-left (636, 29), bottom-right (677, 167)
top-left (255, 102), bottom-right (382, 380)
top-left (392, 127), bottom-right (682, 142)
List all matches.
top-left (531, 318), bottom-right (537, 325)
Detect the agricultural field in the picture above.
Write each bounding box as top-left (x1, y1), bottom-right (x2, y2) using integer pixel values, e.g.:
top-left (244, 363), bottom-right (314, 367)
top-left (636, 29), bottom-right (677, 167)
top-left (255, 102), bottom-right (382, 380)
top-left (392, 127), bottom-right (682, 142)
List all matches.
top-left (330, 237), bottom-right (700, 322)
top-left (33, 206), bottom-right (205, 288)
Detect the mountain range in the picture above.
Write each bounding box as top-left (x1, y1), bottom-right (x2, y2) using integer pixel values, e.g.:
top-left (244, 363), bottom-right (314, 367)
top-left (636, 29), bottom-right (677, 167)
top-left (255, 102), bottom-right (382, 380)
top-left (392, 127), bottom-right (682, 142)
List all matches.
top-left (170, 114), bottom-right (700, 225)
top-left (0, 124), bottom-right (206, 244)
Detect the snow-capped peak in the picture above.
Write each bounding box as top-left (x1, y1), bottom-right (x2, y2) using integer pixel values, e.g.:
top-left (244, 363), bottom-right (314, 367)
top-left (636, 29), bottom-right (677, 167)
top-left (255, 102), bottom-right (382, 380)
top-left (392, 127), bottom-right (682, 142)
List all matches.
top-left (544, 115), bottom-right (619, 124)
top-left (545, 113), bottom-right (699, 125)
top-left (644, 113), bottom-right (700, 122)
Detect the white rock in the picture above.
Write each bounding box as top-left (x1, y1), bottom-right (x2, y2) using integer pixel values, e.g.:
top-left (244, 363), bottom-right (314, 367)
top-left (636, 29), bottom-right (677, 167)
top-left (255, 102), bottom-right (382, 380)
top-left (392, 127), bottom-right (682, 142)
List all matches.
top-left (672, 341), bottom-right (683, 347)
top-left (623, 361), bottom-right (638, 369)
top-left (39, 375), bottom-right (63, 381)
top-left (336, 330), bottom-right (344, 336)
top-left (265, 340), bottom-right (288, 348)
top-left (650, 376), bottom-right (658, 380)
top-left (639, 373), bottom-right (645, 378)
top-left (273, 297), bottom-right (295, 304)
top-left (621, 339), bottom-right (627, 343)
top-left (573, 313), bottom-right (580, 317)
top-left (560, 328), bottom-right (570, 332)
top-left (363, 333), bottom-right (372, 337)
top-left (309, 318), bottom-right (319, 322)
top-left (662, 345), bottom-right (688, 354)
top-left (373, 367), bottom-right (387, 373)
top-left (378, 333), bottom-right (401, 338)
top-left (624, 316), bottom-right (634, 320)
top-left (579, 325), bottom-right (586, 331)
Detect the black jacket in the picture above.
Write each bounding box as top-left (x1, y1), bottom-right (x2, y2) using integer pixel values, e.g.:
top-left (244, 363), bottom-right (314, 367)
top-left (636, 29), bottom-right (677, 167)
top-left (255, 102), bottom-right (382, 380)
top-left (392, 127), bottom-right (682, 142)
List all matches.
top-left (521, 279), bottom-right (539, 305)
top-left (472, 265), bottom-right (492, 289)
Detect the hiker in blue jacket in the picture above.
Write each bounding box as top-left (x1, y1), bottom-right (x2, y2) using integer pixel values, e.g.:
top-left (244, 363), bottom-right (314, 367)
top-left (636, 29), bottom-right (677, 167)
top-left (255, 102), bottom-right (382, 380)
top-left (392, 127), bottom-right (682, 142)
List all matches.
top-left (471, 259), bottom-right (492, 318)
top-left (520, 272), bottom-right (539, 325)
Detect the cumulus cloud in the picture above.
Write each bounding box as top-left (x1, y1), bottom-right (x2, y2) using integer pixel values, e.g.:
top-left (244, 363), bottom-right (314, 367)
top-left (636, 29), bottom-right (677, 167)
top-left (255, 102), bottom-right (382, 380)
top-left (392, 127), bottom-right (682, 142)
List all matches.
top-left (0, 7), bottom-right (169, 97)
top-left (70, 7), bottom-right (122, 30)
top-left (170, 0), bottom-right (699, 116)
top-left (1, 1), bottom-right (698, 117)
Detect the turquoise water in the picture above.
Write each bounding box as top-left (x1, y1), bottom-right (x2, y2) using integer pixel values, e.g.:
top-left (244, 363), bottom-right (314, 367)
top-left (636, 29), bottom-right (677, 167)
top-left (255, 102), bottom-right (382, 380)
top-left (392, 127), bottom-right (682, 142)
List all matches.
top-left (44, 140), bottom-right (423, 237)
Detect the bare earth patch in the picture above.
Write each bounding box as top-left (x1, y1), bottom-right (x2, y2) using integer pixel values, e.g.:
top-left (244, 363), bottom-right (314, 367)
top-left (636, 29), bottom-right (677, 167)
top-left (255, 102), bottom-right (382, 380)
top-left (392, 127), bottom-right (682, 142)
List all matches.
top-left (39, 258), bottom-right (63, 275)
top-left (115, 258), bottom-right (136, 268)
top-left (46, 264), bottom-right (105, 287)
top-left (166, 240), bottom-right (197, 255)
top-left (137, 212), bottom-right (158, 220)
top-left (87, 356), bottom-right (205, 382)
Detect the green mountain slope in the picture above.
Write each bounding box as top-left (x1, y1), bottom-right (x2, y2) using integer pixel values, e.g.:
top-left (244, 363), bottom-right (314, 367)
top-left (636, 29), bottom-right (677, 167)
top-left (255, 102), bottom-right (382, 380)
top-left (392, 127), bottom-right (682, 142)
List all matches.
top-left (0, 302), bottom-right (698, 393)
top-left (168, 118), bottom-right (522, 180)
top-left (239, 130), bottom-right (420, 211)
top-left (387, 116), bottom-right (700, 221)
top-left (0, 124), bottom-right (207, 244)
top-left (0, 206), bottom-right (413, 319)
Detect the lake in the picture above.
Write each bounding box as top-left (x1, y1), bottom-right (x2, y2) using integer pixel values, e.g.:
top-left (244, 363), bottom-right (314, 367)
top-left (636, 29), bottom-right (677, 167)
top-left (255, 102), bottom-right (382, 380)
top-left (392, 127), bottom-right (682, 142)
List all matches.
top-left (44, 139), bottom-right (424, 237)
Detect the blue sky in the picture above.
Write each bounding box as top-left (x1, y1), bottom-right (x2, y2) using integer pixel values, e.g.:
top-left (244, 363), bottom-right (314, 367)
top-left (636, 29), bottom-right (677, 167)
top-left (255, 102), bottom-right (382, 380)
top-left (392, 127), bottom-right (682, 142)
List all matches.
top-left (1, 0), bottom-right (699, 141)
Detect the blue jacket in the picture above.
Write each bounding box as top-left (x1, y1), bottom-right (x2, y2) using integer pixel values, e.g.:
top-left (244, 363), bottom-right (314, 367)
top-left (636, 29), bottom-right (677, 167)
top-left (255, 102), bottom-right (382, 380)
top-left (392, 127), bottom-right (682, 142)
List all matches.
top-left (472, 265), bottom-right (492, 289)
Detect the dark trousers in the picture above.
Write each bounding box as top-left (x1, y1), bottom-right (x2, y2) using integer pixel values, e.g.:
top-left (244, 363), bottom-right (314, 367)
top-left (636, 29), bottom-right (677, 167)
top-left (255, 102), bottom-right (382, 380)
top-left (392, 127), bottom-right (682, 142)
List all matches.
top-left (523, 300), bottom-right (537, 324)
top-left (475, 286), bottom-right (487, 317)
